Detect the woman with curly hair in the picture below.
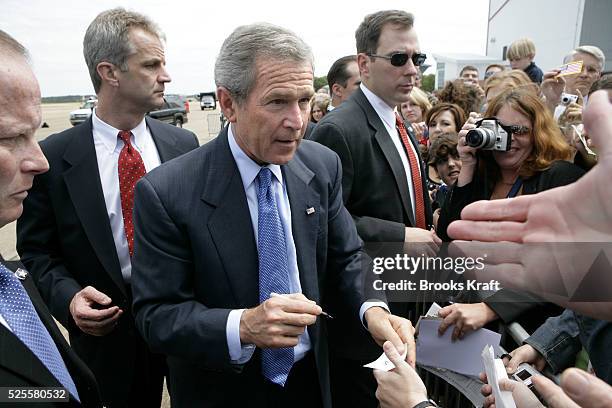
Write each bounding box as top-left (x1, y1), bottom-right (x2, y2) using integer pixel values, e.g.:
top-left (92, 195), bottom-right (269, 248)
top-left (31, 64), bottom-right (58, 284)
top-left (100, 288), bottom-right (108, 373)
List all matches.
top-left (437, 79), bottom-right (484, 117)
top-left (436, 87), bottom-right (584, 340)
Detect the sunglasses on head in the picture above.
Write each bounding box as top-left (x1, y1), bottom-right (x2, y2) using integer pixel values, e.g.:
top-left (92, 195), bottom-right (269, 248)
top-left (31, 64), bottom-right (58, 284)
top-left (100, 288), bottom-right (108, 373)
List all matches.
top-left (367, 52), bottom-right (427, 67)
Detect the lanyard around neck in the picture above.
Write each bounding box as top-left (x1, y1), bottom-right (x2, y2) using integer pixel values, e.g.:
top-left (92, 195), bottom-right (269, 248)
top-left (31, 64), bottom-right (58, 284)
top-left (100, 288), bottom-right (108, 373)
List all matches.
top-left (506, 178), bottom-right (523, 198)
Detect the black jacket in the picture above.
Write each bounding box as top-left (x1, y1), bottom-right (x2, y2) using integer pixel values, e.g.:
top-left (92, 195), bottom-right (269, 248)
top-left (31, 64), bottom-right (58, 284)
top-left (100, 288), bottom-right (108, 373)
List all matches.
top-left (524, 61), bottom-right (544, 84)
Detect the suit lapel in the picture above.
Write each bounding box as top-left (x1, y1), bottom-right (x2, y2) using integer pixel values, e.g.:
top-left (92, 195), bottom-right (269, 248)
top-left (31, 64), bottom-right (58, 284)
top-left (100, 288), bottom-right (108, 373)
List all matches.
top-left (201, 131), bottom-right (259, 307)
top-left (0, 324), bottom-right (62, 387)
top-left (354, 90), bottom-right (416, 226)
top-left (146, 117), bottom-right (183, 162)
top-left (62, 119), bottom-right (126, 295)
top-left (283, 157), bottom-right (320, 303)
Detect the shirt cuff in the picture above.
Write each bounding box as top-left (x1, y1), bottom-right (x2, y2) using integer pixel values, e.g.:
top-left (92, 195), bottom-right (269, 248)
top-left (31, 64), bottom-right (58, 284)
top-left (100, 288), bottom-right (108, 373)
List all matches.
top-left (359, 301), bottom-right (390, 330)
top-left (226, 309), bottom-right (256, 364)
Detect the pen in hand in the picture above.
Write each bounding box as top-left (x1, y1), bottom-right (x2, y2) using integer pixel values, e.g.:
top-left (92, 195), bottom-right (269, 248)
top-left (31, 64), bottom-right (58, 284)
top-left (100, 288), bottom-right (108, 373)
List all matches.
top-left (269, 292), bottom-right (334, 319)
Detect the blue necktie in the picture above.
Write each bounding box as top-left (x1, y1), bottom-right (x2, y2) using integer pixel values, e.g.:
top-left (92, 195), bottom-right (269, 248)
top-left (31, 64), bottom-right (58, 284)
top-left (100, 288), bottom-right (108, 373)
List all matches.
top-left (256, 167), bottom-right (294, 386)
top-left (0, 264), bottom-right (80, 401)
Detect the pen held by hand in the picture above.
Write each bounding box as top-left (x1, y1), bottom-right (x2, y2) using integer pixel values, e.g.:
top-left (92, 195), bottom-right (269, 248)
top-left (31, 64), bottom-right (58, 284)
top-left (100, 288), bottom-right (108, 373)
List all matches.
top-left (269, 292), bottom-right (334, 319)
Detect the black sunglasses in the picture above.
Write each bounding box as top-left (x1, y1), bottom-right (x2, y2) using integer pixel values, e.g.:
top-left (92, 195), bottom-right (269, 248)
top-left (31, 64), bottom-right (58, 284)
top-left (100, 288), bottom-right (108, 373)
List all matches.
top-left (367, 52), bottom-right (427, 67)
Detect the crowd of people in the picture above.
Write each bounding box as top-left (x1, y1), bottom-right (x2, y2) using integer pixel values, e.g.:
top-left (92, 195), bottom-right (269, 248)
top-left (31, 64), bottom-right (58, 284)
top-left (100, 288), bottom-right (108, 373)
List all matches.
top-left (0, 6), bottom-right (610, 408)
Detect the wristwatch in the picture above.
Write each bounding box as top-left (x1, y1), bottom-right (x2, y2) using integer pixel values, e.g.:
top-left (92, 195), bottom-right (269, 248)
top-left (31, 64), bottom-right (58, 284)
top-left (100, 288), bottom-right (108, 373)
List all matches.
top-left (412, 399), bottom-right (438, 408)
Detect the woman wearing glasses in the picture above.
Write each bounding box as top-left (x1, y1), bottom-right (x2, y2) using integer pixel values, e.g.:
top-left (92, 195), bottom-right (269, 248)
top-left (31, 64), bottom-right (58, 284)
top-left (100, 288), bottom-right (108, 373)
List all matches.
top-left (435, 87), bottom-right (584, 340)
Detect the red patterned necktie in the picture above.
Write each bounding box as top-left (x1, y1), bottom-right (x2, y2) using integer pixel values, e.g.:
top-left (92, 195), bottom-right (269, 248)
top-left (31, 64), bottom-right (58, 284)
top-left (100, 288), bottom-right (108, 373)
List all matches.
top-left (395, 113), bottom-right (427, 229)
top-left (117, 130), bottom-right (146, 256)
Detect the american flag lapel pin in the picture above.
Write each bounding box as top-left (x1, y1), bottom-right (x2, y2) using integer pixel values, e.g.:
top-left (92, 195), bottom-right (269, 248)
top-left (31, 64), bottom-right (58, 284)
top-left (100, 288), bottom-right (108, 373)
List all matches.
top-left (306, 207), bottom-right (315, 215)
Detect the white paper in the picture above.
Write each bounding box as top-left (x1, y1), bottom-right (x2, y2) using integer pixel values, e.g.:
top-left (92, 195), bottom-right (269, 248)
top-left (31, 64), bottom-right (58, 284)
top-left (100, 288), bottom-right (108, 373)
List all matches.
top-left (416, 302), bottom-right (442, 331)
top-left (363, 343), bottom-right (407, 371)
top-left (482, 345), bottom-right (516, 408)
top-left (415, 319), bottom-right (502, 377)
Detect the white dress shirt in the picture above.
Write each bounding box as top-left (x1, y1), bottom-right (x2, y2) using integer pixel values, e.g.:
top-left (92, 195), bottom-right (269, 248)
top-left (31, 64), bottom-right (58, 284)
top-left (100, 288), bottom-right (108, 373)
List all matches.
top-left (360, 83), bottom-right (422, 219)
top-left (225, 125), bottom-right (311, 364)
top-left (0, 313), bottom-right (10, 331)
top-left (92, 109), bottom-right (161, 282)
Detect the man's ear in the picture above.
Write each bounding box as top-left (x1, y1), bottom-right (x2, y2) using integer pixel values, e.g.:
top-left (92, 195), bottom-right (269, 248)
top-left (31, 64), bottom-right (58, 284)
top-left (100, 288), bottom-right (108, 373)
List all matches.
top-left (331, 83), bottom-right (343, 99)
top-left (217, 87), bottom-right (238, 123)
top-left (357, 53), bottom-right (370, 79)
top-left (97, 62), bottom-right (119, 88)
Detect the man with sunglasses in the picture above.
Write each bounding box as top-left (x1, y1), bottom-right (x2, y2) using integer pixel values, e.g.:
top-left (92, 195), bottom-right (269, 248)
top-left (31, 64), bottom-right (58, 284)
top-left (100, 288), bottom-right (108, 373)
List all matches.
top-left (310, 9), bottom-right (440, 408)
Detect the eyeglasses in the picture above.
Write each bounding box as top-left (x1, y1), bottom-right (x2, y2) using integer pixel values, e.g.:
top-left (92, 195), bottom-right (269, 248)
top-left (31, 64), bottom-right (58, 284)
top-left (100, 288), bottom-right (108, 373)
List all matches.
top-left (367, 52), bottom-right (427, 67)
top-left (499, 123), bottom-right (531, 135)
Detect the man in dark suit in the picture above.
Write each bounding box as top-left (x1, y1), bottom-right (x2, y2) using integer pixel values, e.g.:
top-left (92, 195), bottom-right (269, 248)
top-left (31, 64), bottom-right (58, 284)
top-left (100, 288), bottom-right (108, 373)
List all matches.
top-left (0, 30), bottom-right (100, 407)
top-left (16, 8), bottom-right (198, 407)
top-left (130, 23), bottom-right (415, 408)
top-left (310, 10), bottom-right (441, 408)
top-left (327, 55), bottom-right (361, 110)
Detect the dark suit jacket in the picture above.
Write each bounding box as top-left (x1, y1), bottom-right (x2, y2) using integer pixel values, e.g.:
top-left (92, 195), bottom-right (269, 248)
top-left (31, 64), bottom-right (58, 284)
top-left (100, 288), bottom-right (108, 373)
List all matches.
top-left (0, 259), bottom-right (100, 408)
top-left (310, 88), bottom-right (433, 359)
top-left (310, 88), bottom-right (433, 243)
top-left (16, 117), bottom-right (199, 402)
top-left (303, 121), bottom-right (317, 140)
top-left (130, 128), bottom-right (371, 408)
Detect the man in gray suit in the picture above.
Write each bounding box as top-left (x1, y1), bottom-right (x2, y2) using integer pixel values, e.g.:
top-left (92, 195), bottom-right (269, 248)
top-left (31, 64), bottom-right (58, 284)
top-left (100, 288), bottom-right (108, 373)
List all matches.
top-left (131, 23), bottom-right (415, 408)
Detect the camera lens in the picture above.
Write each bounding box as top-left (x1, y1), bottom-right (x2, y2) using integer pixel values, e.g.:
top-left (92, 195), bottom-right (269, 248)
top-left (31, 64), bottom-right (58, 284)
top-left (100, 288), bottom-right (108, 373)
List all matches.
top-left (465, 129), bottom-right (484, 147)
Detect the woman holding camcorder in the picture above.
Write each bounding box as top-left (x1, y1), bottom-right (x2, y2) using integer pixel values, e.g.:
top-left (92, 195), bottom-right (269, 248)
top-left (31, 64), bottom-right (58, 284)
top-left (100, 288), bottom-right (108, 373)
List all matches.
top-left (434, 87), bottom-right (585, 341)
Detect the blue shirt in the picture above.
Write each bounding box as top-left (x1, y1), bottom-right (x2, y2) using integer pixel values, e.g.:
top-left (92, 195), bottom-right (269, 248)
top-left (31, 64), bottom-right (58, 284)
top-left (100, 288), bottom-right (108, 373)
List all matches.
top-left (225, 124), bottom-right (311, 364)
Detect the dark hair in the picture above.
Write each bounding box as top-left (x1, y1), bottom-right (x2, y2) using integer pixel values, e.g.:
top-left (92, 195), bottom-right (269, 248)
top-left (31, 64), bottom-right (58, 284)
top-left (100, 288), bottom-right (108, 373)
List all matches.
top-left (437, 79), bottom-right (483, 115)
top-left (327, 55), bottom-right (357, 89)
top-left (0, 29), bottom-right (29, 60)
top-left (428, 134), bottom-right (460, 167)
top-left (355, 10), bottom-right (414, 54)
top-left (459, 65), bottom-right (479, 77)
top-left (485, 64), bottom-right (505, 74)
top-left (588, 74), bottom-right (612, 95)
top-left (425, 103), bottom-right (466, 134)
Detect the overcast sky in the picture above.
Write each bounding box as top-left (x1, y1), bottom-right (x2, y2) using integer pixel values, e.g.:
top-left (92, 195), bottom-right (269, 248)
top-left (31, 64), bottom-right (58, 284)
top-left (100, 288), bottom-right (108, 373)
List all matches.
top-left (2, 0), bottom-right (489, 97)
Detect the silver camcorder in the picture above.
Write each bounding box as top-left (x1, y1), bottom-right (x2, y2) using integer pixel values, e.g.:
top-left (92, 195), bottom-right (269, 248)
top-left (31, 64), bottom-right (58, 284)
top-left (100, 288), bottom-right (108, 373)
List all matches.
top-left (465, 119), bottom-right (511, 151)
top-left (561, 93), bottom-right (578, 106)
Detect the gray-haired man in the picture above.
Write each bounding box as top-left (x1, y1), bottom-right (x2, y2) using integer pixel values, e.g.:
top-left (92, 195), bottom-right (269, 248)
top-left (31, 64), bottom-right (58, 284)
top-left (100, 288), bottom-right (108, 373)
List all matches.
top-left (130, 22), bottom-right (414, 408)
top-left (17, 8), bottom-right (199, 407)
